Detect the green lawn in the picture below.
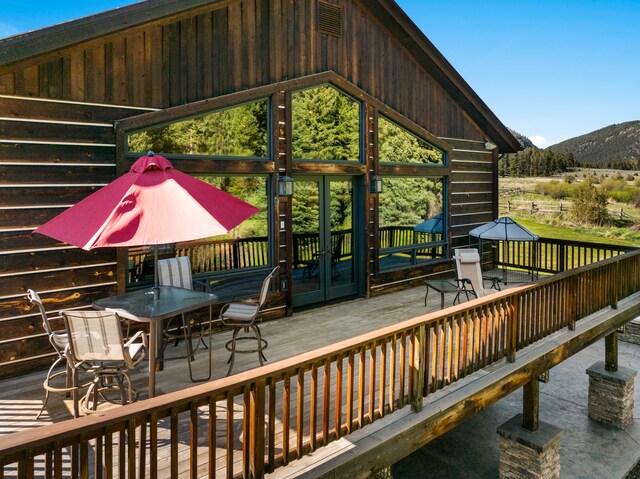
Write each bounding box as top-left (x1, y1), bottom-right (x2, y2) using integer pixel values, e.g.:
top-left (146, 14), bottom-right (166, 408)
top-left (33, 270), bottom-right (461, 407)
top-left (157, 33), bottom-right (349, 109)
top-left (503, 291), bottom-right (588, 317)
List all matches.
top-left (513, 217), bottom-right (640, 248)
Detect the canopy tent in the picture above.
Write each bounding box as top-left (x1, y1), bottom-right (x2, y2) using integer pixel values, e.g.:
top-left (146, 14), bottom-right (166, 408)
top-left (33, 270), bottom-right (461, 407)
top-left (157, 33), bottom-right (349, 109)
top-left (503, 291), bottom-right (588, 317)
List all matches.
top-left (469, 217), bottom-right (538, 242)
top-left (469, 217), bottom-right (539, 284)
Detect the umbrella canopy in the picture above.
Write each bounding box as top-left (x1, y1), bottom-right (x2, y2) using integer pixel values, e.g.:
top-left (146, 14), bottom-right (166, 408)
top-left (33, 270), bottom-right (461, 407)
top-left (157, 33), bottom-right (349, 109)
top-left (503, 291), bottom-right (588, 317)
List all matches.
top-left (34, 153), bottom-right (260, 249)
top-left (414, 213), bottom-right (444, 234)
top-left (468, 217), bottom-right (539, 242)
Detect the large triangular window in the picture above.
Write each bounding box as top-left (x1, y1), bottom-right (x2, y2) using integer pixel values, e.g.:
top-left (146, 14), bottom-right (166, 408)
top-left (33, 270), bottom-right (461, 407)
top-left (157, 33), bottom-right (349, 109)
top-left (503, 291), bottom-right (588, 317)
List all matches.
top-left (292, 85), bottom-right (360, 162)
top-left (126, 99), bottom-right (269, 159)
top-left (379, 115), bottom-right (444, 165)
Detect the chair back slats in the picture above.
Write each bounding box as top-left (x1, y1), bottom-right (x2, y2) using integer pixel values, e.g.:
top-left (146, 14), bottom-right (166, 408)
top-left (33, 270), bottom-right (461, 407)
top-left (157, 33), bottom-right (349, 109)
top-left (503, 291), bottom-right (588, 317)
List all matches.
top-left (62, 310), bottom-right (126, 362)
top-left (157, 257), bottom-right (194, 290)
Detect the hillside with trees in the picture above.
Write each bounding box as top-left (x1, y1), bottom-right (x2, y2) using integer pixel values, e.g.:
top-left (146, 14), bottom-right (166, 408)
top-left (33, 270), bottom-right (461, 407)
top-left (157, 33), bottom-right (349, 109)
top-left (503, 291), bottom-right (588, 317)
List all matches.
top-left (499, 147), bottom-right (576, 177)
top-left (548, 121), bottom-right (640, 169)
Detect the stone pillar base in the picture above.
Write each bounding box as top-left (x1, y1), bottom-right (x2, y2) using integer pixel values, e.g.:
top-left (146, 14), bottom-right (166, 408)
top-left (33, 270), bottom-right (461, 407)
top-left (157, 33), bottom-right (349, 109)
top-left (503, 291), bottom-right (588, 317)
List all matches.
top-left (586, 361), bottom-right (636, 429)
top-left (497, 414), bottom-right (563, 479)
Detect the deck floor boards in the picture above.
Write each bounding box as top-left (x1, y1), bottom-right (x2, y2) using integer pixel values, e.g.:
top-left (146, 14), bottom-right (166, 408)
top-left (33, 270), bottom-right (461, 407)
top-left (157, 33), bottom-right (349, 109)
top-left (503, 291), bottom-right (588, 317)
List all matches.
top-left (0, 271), bottom-right (536, 477)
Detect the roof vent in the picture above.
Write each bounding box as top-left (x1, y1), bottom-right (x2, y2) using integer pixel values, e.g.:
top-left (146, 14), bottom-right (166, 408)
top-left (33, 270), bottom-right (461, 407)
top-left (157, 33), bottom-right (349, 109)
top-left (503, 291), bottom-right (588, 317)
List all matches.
top-left (318, 1), bottom-right (342, 38)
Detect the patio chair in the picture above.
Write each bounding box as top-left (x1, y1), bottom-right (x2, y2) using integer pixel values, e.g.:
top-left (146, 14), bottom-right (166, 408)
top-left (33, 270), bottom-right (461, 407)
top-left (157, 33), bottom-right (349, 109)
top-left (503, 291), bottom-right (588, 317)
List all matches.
top-left (28, 289), bottom-right (88, 419)
top-left (62, 309), bottom-right (147, 415)
top-left (221, 266), bottom-right (278, 376)
top-left (157, 256), bottom-right (211, 382)
top-left (453, 248), bottom-right (501, 299)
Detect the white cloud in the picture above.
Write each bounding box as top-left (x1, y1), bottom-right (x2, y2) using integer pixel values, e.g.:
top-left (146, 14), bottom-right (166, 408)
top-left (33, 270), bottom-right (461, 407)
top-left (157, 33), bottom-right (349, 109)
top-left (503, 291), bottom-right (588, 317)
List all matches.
top-left (529, 135), bottom-right (550, 148)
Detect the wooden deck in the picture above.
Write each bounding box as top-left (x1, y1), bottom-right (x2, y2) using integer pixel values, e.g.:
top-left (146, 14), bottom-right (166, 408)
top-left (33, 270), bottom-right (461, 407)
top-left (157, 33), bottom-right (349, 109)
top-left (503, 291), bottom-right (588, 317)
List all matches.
top-left (0, 252), bottom-right (638, 479)
top-left (0, 272), bottom-right (532, 478)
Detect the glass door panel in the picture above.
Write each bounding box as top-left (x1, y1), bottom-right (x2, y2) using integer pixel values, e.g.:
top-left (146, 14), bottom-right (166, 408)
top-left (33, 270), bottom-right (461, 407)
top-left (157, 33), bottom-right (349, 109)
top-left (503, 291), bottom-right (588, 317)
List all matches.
top-left (292, 178), bottom-right (323, 302)
top-left (292, 176), bottom-right (358, 307)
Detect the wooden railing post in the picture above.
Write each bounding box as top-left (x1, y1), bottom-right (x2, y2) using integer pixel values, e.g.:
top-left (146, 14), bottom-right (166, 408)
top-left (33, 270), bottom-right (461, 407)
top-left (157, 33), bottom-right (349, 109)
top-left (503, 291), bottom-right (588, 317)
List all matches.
top-left (611, 260), bottom-right (619, 310)
top-left (411, 324), bottom-right (426, 412)
top-left (249, 379), bottom-right (266, 478)
top-left (568, 276), bottom-right (578, 331)
top-left (507, 298), bottom-right (518, 363)
top-left (558, 242), bottom-right (566, 272)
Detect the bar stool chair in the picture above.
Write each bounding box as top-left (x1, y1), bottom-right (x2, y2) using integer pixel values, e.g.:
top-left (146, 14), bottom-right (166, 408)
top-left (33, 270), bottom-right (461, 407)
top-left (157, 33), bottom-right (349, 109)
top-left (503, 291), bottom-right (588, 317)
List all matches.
top-left (157, 256), bottom-right (211, 382)
top-left (28, 289), bottom-right (87, 419)
top-left (62, 309), bottom-right (147, 415)
top-left (221, 266), bottom-right (278, 376)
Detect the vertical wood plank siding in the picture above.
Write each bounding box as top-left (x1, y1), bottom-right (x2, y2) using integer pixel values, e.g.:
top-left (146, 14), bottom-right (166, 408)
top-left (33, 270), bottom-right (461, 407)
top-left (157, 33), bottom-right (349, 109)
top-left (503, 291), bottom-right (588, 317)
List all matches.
top-left (0, 0), bottom-right (485, 142)
top-left (0, 0), bottom-right (499, 376)
top-left (0, 96), bottom-right (153, 377)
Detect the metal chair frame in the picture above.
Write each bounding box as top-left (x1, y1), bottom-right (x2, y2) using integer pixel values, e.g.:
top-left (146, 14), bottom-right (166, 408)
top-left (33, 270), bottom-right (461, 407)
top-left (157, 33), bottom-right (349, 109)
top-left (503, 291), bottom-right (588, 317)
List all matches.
top-left (156, 256), bottom-right (212, 382)
top-left (62, 309), bottom-right (147, 415)
top-left (221, 266), bottom-right (278, 376)
top-left (28, 289), bottom-right (89, 419)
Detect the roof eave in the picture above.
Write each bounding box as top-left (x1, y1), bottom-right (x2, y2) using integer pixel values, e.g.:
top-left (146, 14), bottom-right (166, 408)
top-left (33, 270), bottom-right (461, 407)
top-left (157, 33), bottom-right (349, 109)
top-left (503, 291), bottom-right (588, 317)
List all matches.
top-left (0, 0), bottom-right (225, 67)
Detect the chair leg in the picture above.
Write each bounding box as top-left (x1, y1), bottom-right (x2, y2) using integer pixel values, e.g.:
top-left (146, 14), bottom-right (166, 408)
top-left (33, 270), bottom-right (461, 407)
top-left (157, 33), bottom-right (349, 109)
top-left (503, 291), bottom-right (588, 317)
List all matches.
top-left (114, 375), bottom-right (127, 406)
top-left (36, 356), bottom-right (64, 419)
top-left (72, 366), bottom-right (80, 418)
top-left (226, 327), bottom-right (241, 376)
top-left (254, 324), bottom-right (267, 363)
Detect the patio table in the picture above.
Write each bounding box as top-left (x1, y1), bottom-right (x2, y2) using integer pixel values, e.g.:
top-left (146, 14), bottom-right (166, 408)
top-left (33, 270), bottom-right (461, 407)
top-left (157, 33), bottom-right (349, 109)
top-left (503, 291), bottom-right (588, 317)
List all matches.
top-left (424, 279), bottom-right (473, 309)
top-left (93, 286), bottom-right (218, 398)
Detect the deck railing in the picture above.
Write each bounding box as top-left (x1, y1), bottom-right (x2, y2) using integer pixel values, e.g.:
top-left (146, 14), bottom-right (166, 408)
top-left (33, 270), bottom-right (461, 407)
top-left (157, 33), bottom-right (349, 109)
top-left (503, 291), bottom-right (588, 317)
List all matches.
top-left (3, 248), bottom-right (639, 478)
top-left (493, 237), bottom-right (636, 274)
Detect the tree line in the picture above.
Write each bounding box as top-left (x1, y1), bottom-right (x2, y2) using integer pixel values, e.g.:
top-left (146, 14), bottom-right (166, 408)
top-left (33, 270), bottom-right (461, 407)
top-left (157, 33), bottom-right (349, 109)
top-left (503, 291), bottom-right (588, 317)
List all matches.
top-left (498, 147), bottom-right (576, 177)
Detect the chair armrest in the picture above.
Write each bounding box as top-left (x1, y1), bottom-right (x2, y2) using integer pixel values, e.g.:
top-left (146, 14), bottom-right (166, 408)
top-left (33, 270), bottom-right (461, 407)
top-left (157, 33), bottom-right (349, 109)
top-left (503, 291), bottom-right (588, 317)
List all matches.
top-left (125, 330), bottom-right (148, 349)
top-left (193, 278), bottom-right (211, 292)
top-left (454, 278), bottom-right (478, 298)
top-left (483, 276), bottom-right (502, 290)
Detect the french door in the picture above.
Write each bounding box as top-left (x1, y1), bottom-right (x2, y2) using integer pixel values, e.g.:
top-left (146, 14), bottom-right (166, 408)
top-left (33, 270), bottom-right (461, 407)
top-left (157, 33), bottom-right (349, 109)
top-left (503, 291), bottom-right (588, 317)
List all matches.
top-left (291, 176), bottom-right (360, 307)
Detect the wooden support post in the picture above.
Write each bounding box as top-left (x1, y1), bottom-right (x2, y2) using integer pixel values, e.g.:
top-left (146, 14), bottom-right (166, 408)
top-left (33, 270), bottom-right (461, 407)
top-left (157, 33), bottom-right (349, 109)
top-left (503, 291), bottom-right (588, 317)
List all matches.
top-left (411, 324), bottom-right (425, 412)
top-left (605, 331), bottom-right (618, 372)
top-left (249, 379), bottom-right (266, 478)
top-left (523, 379), bottom-right (539, 432)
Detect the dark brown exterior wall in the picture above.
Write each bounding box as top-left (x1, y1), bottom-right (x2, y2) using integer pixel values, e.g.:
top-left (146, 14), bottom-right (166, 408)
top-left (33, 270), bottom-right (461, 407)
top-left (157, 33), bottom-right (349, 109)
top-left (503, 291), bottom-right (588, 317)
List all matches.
top-left (0, 0), bottom-right (485, 141)
top-left (0, 0), bottom-right (497, 377)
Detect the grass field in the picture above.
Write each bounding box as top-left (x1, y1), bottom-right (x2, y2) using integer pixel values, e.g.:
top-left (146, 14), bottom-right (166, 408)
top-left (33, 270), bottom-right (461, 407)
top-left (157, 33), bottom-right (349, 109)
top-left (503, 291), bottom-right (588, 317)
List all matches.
top-left (499, 171), bottom-right (640, 248)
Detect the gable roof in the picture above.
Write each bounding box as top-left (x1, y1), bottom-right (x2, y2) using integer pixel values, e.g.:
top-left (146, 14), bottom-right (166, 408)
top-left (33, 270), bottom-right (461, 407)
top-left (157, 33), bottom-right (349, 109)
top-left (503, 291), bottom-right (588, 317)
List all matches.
top-left (0, 0), bottom-right (520, 153)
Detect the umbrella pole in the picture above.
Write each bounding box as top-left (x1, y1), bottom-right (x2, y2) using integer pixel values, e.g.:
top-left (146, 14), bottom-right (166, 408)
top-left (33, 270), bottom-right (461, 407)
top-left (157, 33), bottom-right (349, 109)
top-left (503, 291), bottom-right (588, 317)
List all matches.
top-left (154, 245), bottom-right (159, 301)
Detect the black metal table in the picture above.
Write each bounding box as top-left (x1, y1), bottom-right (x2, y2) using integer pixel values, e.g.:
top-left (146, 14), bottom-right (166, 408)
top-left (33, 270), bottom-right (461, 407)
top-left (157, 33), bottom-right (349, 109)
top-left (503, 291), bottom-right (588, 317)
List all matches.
top-left (424, 279), bottom-right (472, 309)
top-left (93, 286), bottom-right (218, 398)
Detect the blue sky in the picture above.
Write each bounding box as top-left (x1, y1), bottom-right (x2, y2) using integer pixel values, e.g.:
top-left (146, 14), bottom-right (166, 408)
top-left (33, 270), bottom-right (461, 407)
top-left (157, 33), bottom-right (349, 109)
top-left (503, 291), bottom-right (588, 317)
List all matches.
top-left (1, 0), bottom-right (639, 147)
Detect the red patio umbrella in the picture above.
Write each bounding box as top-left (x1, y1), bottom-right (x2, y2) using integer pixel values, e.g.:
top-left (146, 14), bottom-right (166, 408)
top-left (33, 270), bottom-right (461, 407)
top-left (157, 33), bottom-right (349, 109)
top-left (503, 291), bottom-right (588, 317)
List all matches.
top-left (34, 153), bottom-right (260, 294)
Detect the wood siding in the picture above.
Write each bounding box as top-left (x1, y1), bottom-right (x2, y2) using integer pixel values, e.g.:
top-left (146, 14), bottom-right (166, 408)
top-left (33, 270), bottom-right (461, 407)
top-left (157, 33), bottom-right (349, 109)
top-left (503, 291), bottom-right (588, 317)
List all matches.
top-left (0, 0), bottom-right (486, 142)
top-left (0, 0), bottom-right (503, 377)
top-left (0, 96), bottom-right (152, 377)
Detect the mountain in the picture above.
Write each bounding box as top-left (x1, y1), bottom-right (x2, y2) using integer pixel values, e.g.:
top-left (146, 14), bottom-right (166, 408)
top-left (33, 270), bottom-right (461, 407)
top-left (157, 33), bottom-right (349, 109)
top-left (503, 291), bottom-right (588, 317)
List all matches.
top-left (508, 128), bottom-right (536, 149)
top-left (547, 121), bottom-right (640, 168)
